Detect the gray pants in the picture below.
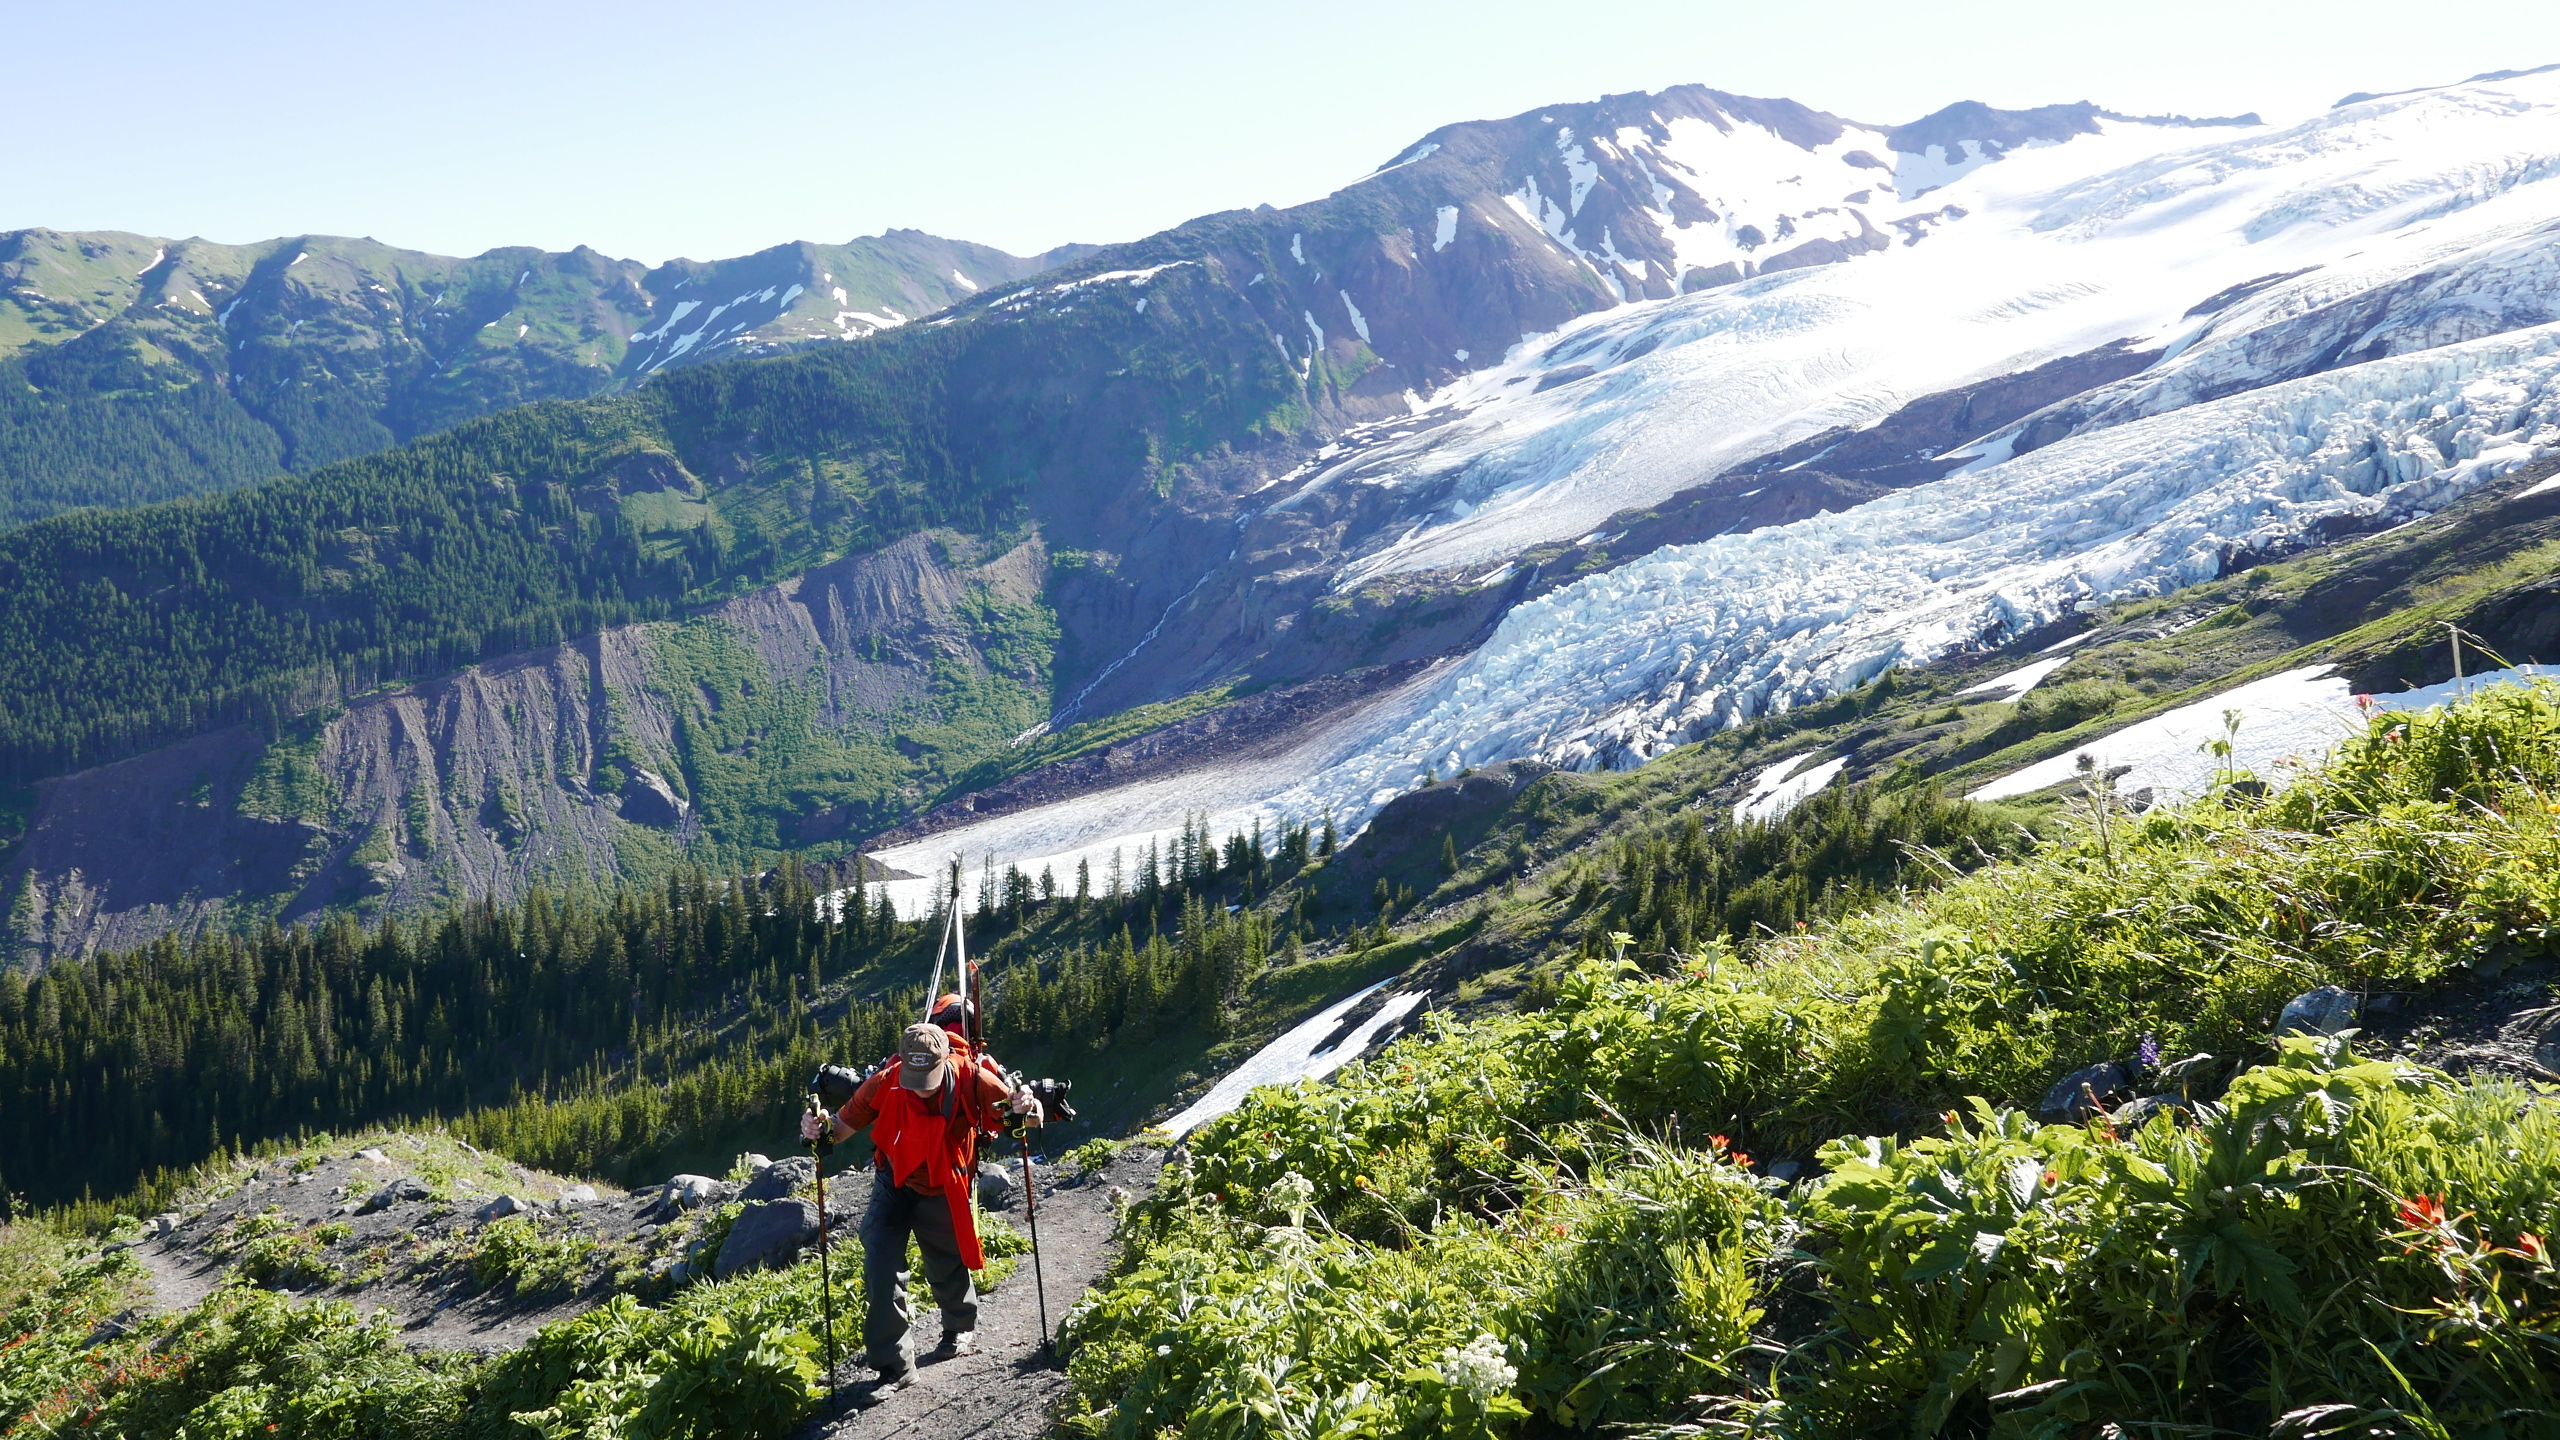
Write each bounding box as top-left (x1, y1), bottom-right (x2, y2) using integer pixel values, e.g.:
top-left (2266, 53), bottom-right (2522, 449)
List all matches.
top-left (860, 1165), bottom-right (977, 1379)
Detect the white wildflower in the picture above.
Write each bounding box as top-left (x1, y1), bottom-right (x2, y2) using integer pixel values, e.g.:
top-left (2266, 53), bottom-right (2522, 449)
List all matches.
top-left (1156, 1344), bottom-right (1172, 1356)
top-left (1269, 1170), bottom-right (1316, 1227)
top-left (1438, 1334), bottom-right (1516, 1406)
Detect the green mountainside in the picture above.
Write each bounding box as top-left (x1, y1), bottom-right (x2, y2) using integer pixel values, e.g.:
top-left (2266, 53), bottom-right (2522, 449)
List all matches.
top-left (0, 227), bottom-right (1076, 527)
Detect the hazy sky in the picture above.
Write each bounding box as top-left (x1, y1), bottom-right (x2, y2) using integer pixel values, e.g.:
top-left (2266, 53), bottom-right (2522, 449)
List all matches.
top-left (10, 0), bottom-right (2560, 264)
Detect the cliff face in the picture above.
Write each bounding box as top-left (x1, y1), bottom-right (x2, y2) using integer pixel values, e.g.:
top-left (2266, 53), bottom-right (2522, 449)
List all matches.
top-left (2, 529), bottom-right (1049, 965)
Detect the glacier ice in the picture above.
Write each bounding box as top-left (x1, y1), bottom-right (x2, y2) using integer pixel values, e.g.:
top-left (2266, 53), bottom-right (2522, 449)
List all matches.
top-left (864, 70), bottom-right (2560, 904)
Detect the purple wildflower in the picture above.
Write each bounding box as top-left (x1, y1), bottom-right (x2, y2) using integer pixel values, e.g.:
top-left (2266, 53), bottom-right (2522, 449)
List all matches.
top-left (2137, 1034), bottom-right (2160, 1069)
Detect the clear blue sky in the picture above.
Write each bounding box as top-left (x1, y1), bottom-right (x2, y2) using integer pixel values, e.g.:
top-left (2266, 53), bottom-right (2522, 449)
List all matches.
top-left (8, 0), bottom-right (2559, 264)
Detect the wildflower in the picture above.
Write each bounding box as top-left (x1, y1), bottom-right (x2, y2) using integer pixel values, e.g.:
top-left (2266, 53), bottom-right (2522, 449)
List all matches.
top-left (1156, 1344), bottom-right (1172, 1356)
top-left (1707, 1134), bottom-right (1730, 1152)
top-left (2137, 1034), bottom-right (2160, 1069)
top-left (2042, 1169), bottom-right (2060, 1187)
top-left (1437, 1334), bottom-right (1517, 1406)
top-left (2519, 1232), bottom-right (2549, 1263)
top-left (1269, 1170), bottom-right (1316, 1228)
top-left (2396, 1194), bottom-right (2448, 1231)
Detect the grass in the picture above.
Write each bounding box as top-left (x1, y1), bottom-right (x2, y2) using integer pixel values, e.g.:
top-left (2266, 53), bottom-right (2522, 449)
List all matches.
top-left (1063, 681), bottom-right (2560, 1437)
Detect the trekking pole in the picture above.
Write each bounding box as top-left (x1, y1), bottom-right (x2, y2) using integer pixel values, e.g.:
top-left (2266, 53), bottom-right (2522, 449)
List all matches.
top-left (808, 1091), bottom-right (839, 1407)
top-left (1016, 1121), bottom-right (1051, 1354)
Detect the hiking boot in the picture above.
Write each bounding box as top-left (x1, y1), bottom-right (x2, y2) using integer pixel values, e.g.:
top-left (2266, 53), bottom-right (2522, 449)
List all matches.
top-left (851, 1373), bottom-right (911, 1409)
top-left (924, 1328), bottom-right (975, 1361)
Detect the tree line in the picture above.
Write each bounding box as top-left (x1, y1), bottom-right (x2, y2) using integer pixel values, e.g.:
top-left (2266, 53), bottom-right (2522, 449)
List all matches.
top-left (2, 810), bottom-right (1323, 1212)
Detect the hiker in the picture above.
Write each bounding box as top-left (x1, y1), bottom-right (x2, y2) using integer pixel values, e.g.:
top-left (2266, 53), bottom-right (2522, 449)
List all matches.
top-left (800, 1021), bottom-right (1042, 1404)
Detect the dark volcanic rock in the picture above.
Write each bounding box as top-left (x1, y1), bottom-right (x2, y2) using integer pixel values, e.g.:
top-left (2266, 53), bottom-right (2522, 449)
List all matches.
top-left (740, 1157), bottom-right (817, 1203)
top-left (715, 1198), bottom-right (821, 1279)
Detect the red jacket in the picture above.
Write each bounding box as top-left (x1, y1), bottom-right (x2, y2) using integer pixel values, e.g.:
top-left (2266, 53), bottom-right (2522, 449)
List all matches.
top-left (837, 1050), bottom-right (1011, 1268)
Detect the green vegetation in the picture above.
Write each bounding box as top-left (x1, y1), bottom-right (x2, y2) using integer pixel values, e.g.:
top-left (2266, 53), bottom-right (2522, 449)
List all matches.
top-left (0, 861), bottom-right (922, 1211)
top-left (0, 1227), bottom-right (839, 1439)
top-left (1065, 683), bottom-right (2560, 1435)
top-left (0, 228), bottom-right (1071, 530)
top-left (0, 234), bottom-right (1311, 788)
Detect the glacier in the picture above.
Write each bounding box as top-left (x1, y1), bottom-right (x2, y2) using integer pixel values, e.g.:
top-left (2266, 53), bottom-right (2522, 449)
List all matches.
top-left (868, 69), bottom-right (2560, 914)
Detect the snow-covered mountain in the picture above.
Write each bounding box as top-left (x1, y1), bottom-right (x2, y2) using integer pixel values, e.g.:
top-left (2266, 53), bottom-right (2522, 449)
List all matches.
top-left (868, 65), bottom-right (2560, 910)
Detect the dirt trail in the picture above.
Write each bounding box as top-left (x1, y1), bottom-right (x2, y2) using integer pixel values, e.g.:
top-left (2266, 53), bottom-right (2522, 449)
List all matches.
top-left (795, 1145), bottom-right (1159, 1440)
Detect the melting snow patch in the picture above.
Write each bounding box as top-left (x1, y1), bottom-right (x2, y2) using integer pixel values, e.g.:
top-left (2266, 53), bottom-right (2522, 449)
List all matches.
top-left (1435, 206), bottom-right (1460, 252)
top-left (290, 252), bottom-right (307, 266)
top-left (1972, 665), bottom-right (2554, 805)
top-left (1958, 654), bottom-right (2074, 701)
top-left (1160, 983), bottom-right (1428, 1138)
top-left (1292, 234), bottom-right (1305, 265)
top-left (952, 268), bottom-right (978, 291)
top-left (1341, 291), bottom-right (1371, 343)
top-left (1736, 754), bottom-right (1846, 822)
top-left (1304, 311), bottom-right (1326, 349)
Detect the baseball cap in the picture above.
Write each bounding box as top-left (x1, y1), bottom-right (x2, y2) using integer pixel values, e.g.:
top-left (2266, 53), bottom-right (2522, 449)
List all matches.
top-left (898, 1022), bottom-right (952, 1093)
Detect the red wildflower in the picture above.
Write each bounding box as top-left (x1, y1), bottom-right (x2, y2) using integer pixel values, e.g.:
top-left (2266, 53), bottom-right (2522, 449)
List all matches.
top-left (2396, 1194), bottom-right (2448, 1231)
top-left (1707, 1134), bottom-right (1730, 1152)
top-left (2514, 1231), bottom-right (2548, 1263)
top-left (2042, 1169), bottom-right (2060, 1187)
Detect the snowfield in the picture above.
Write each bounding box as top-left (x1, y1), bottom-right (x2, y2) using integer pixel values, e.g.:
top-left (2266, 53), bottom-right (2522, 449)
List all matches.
top-left (865, 69), bottom-right (2560, 906)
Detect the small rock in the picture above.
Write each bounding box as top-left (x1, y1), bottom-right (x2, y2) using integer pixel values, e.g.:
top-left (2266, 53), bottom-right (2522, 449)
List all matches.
top-left (1761, 1161), bottom-right (1802, 1183)
top-left (2114, 1094), bottom-right (2187, 1129)
top-left (740, 1157), bottom-right (815, 1203)
top-left (667, 1258), bottom-right (694, 1286)
top-left (2156, 1052), bottom-right (2217, 1094)
top-left (743, 1153), bottom-right (773, 1173)
top-left (2279, 985), bottom-right (2360, 1037)
top-left (661, 1174), bottom-right (732, 1210)
top-left (457, 1141), bottom-right (481, 1157)
top-left (362, 1176), bottom-right (433, 1214)
top-left (148, 1213), bottom-right (180, 1238)
top-left (715, 1198), bottom-right (822, 1278)
top-left (2038, 1062), bottom-right (2132, 1124)
top-left (974, 1165), bottom-right (1016, 1210)
top-left (335, 1202), bottom-right (365, 1217)
top-left (556, 1184), bottom-right (599, 1206)
top-left (475, 1195), bottom-right (527, 1222)
top-left (356, 1148), bottom-right (389, 1165)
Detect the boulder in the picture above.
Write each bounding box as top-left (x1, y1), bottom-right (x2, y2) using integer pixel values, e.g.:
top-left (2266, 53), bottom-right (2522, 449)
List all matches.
top-left (2279, 985), bottom-right (2360, 1036)
top-left (362, 1176), bottom-right (433, 1213)
top-left (661, 1174), bottom-right (732, 1210)
top-left (556, 1184), bottom-right (599, 1206)
top-left (356, 1148), bottom-right (389, 1165)
top-left (2037, 1062), bottom-right (2132, 1124)
top-left (742, 1153), bottom-right (773, 1173)
top-left (148, 1213), bottom-right (180, 1238)
top-left (740, 1157), bottom-right (816, 1203)
top-left (621, 770), bottom-right (690, 829)
top-left (715, 1198), bottom-right (822, 1279)
top-left (475, 1195), bottom-right (526, 1223)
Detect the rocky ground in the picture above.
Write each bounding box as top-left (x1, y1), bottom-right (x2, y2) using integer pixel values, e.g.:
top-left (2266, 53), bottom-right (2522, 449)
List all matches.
top-left (118, 1130), bottom-right (739, 1350)
top-left (100, 1125), bottom-right (1162, 1438)
top-left (793, 1144), bottom-right (1162, 1440)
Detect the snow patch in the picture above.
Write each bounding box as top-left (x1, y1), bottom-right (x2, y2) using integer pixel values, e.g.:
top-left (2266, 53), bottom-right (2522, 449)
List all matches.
top-left (1159, 984), bottom-right (1429, 1138)
top-left (1958, 654), bottom-right (2075, 701)
top-left (1340, 291), bottom-right (1371, 343)
top-left (1735, 754), bottom-right (1846, 823)
top-left (1971, 665), bottom-right (2554, 805)
top-left (1434, 206), bottom-right (1460, 252)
